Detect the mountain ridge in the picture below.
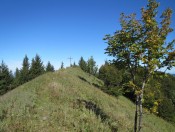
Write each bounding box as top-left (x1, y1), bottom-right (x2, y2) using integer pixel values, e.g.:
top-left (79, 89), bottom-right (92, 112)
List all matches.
top-left (0, 67), bottom-right (174, 131)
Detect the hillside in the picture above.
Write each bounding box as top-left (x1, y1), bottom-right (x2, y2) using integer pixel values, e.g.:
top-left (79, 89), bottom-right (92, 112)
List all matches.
top-left (0, 67), bottom-right (175, 132)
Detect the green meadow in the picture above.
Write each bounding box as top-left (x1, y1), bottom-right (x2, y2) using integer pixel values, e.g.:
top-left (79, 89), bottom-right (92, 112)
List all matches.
top-left (0, 67), bottom-right (174, 132)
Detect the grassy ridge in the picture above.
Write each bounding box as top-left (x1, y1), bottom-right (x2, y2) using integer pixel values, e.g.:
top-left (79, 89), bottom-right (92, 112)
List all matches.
top-left (0, 67), bottom-right (174, 131)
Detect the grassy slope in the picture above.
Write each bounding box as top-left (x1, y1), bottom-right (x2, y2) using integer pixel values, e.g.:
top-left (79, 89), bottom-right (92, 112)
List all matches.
top-left (0, 67), bottom-right (175, 132)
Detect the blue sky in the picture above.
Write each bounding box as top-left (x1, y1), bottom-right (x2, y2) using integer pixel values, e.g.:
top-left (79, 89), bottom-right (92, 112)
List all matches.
top-left (0, 0), bottom-right (175, 73)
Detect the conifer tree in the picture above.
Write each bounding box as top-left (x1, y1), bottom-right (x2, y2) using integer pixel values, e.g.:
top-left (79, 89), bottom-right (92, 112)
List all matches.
top-left (73, 62), bottom-right (77, 67)
top-left (0, 61), bottom-right (13, 95)
top-left (46, 61), bottom-right (55, 72)
top-left (19, 55), bottom-right (30, 84)
top-left (29, 54), bottom-right (45, 79)
top-left (87, 56), bottom-right (98, 75)
top-left (8, 70), bottom-right (14, 90)
top-left (13, 68), bottom-right (20, 87)
top-left (61, 62), bottom-right (64, 69)
top-left (79, 57), bottom-right (87, 72)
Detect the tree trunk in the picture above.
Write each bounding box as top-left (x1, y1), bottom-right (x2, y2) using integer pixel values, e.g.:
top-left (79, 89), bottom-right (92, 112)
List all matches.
top-left (138, 81), bottom-right (146, 132)
top-left (134, 95), bottom-right (139, 132)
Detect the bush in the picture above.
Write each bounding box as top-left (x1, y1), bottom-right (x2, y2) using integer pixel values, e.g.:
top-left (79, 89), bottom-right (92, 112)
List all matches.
top-left (158, 98), bottom-right (175, 122)
top-left (99, 64), bottom-right (122, 87)
top-left (101, 86), bottom-right (123, 98)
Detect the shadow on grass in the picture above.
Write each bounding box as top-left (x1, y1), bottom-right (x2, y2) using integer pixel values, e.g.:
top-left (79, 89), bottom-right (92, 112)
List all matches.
top-left (92, 83), bottom-right (101, 88)
top-left (0, 109), bottom-right (7, 121)
top-left (77, 99), bottom-right (118, 132)
top-left (78, 76), bottom-right (102, 88)
top-left (77, 99), bottom-right (109, 121)
top-left (78, 76), bottom-right (91, 85)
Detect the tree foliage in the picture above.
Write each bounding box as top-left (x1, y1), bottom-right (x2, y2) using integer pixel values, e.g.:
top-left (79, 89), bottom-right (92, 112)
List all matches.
top-left (87, 56), bottom-right (98, 76)
top-left (99, 62), bottom-right (122, 87)
top-left (46, 61), bottom-right (55, 72)
top-left (79, 57), bottom-right (87, 72)
top-left (79, 56), bottom-right (98, 76)
top-left (0, 54), bottom-right (57, 95)
top-left (99, 62), bottom-right (123, 97)
top-left (0, 61), bottom-right (14, 95)
top-left (73, 62), bottom-right (77, 67)
top-left (13, 68), bottom-right (20, 87)
top-left (158, 98), bottom-right (175, 122)
top-left (104, 0), bottom-right (175, 131)
top-left (30, 54), bottom-right (45, 79)
top-left (19, 55), bottom-right (30, 84)
top-left (61, 62), bottom-right (64, 69)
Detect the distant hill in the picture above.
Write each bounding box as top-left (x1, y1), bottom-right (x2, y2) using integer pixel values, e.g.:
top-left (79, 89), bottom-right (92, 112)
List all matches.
top-left (0, 67), bottom-right (175, 131)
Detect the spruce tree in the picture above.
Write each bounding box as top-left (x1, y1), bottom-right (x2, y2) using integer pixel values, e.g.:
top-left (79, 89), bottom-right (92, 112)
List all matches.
top-left (13, 68), bottom-right (20, 87)
top-left (29, 54), bottom-right (44, 79)
top-left (8, 70), bottom-right (14, 90)
top-left (61, 62), bottom-right (64, 69)
top-left (73, 62), bottom-right (77, 67)
top-left (87, 56), bottom-right (98, 75)
top-left (0, 61), bottom-right (13, 95)
top-left (19, 55), bottom-right (30, 84)
top-left (78, 57), bottom-right (87, 72)
top-left (46, 61), bottom-right (55, 72)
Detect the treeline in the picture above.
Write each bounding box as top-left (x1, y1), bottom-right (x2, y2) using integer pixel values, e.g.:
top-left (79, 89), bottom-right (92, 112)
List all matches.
top-left (0, 54), bottom-right (55, 95)
top-left (97, 61), bottom-right (175, 123)
top-left (79, 56), bottom-right (98, 76)
top-left (0, 55), bottom-right (98, 96)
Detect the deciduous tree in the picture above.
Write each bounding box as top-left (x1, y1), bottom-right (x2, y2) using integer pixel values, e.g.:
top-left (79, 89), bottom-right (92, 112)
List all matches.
top-left (99, 63), bottom-right (122, 87)
top-left (104, 0), bottom-right (175, 131)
